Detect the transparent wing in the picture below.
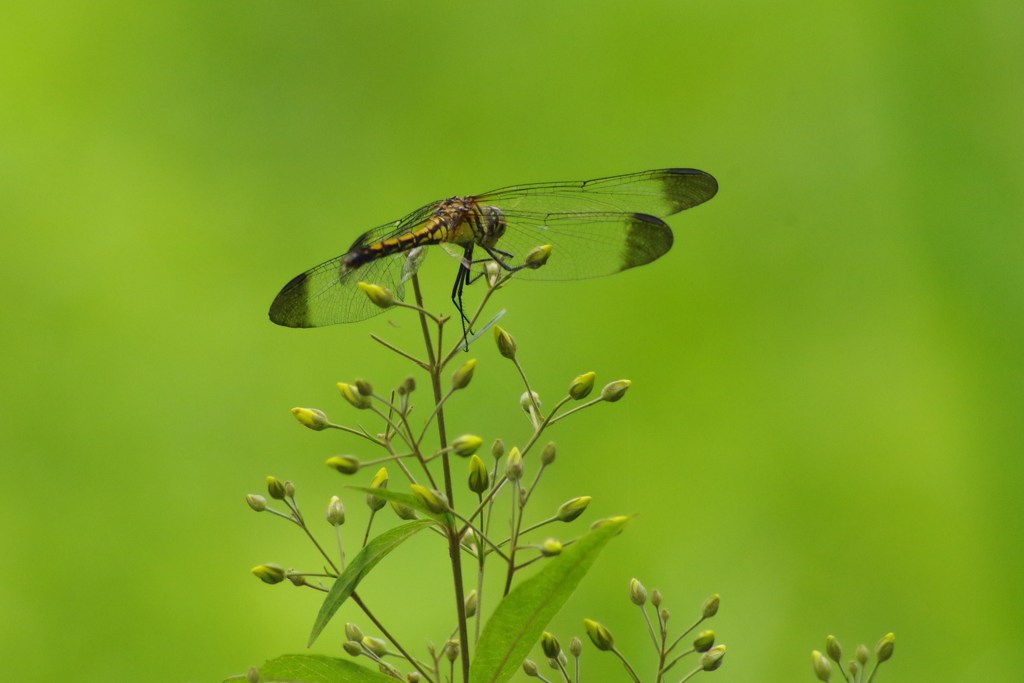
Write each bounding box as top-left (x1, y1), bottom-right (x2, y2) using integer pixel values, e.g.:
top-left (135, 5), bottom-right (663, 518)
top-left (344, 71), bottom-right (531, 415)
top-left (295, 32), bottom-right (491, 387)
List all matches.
top-left (268, 247), bottom-right (427, 327)
top-left (440, 212), bottom-right (673, 281)
top-left (474, 168), bottom-right (717, 218)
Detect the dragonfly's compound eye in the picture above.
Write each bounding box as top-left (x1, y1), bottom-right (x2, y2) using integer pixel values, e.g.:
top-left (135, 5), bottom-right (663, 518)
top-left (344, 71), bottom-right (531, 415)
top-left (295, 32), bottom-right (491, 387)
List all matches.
top-left (481, 206), bottom-right (507, 240)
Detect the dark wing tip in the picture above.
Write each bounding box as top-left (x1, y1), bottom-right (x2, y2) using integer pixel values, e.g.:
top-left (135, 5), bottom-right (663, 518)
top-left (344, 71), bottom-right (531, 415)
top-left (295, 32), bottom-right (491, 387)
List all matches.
top-left (621, 213), bottom-right (673, 270)
top-left (268, 271), bottom-right (313, 328)
top-left (662, 168), bottom-right (719, 212)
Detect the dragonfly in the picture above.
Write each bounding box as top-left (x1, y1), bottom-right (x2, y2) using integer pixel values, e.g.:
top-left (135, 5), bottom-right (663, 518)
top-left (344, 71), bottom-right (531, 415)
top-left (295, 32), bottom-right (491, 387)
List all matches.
top-left (268, 168), bottom-right (718, 329)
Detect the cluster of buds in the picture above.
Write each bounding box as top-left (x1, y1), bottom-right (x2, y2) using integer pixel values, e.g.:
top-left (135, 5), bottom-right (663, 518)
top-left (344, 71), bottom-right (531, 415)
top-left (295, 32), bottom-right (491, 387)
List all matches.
top-left (812, 633), bottom-right (895, 682)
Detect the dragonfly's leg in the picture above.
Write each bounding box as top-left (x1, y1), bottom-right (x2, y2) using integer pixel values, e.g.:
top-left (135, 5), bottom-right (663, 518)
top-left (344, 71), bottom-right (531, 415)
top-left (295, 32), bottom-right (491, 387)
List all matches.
top-left (451, 244), bottom-right (475, 342)
top-left (481, 245), bottom-right (530, 273)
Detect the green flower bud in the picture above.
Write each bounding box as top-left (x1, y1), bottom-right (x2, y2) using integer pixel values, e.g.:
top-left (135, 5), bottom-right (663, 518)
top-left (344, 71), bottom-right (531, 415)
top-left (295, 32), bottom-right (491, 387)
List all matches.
top-left (660, 608), bottom-right (670, 623)
top-left (524, 244), bottom-right (553, 269)
top-left (284, 480), bottom-right (296, 497)
top-left (286, 571), bottom-right (307, 587)
top-left (464, 589), bottom-right (478, 618)
top-left (848, 660), bottom-right (860, 677)
top-left (520, 390), bottom-right (541, 412)
top-left (265, 476), bottom-right (286, 500)
top-left (390, 499), bottom-right (417, 520)
top-left (493, 325), bottom-right (517, 359)
top-left (629, 578), bottom-right (647, 606)
top-left (246, 666), bottom-right (260, 683)
top-left (855, 644), bottom-right (870, 665)
top-left (540, 442), bottom-right (557, 466)
top-left (345, 622), bottom-right (364, 642)
top-left (401, 376), bottom-right (416, 394)
top-left (701, 644), bottom-right (726, 671)
top-left (251, 564), bottom-right (286, 584)
top-left (583, 618), bottom-right (614, 651)
top-left (354, 379), bottom-right (373, 396)
top-left (651, 589), bottom-right (663, 607)
top-left (291, 406), bottom-right (330, 430)
top-left (362, 636), bottom-right (388, 657)
top-left (246, 494), bottom-right (267, 512)
top-left (826, 635), bottom-right (842, 663)
top-left (875, 633), bottom-right (895, 662)
top-left (357, 281), bottom-right (395, 309)
top-left (522, 659), bottom-right (539, 677)
top-left (468, 454), bottom-right (490, 494)
top-left (556, 496), bottom-right (591, 522)
top-left (505, 446), bottom-right (524, 481)
top-left (326, 455), bottom-right (361, 475)
top-left (491, 438), bottom-right (505, 459)
top-left (702, 594), bottom-right (720, 618)
top-left (452, 358), bottom-right (477, 390)
top-left (452, 434), bottom-right (483, 457)
top-left (569, 371), bottom-right (596, 400)
top-left (445, 639), bottom-right (460, 662)
top-left (343, 641), bottom-right (362, 657)
top-left (326, 495), bottom-right (346, 526)
top-left (569, 637), bottom-right (583, 657)
top-left (540, 538), bottom-right (563, 556)
top-left (407, 672), bottom-right (421, 683)
top-left (366, 466), bottom-right (389, 511)
top-left (812, 650), bottom-right (832, 681)
top-left (410, 484), bottom-right (449, 513)
top-left (600, 379), bottom-right (631, 402)
top-left (337, 382), bottom-right (371, 410)
top-left (694, 630), bottom-right (715, 652)
top-left (541, 631), bottom-right (561, 659)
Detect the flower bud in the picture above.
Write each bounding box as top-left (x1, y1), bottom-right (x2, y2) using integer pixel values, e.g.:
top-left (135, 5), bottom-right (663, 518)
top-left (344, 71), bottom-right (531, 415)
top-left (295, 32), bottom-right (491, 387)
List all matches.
top-left (701, 644), bottom-right (726, 671)
top-left (568, 637), bottom-right (583, 657)
top-left (540, 442), bottom-right (557, 466)
top-left (540, 538), bottom-right (563, 556)
top-left (875, 633), bottom-right (895, 663)
top-left (464, 589), bottom-right (478, 618)
top-left (556, 496), bottom-right (591, 522)
top-left (366, 467), bottom-right (389, 511)
top-left (524, 244), bottom-right (553, 269)
top-left (326, 455), bottom-right (361, 475)
top-left (825, 635), bottom-right (842, 663)
top-left (246, 494), bottom-right (267, 512)
top-left (362, 636), bottom-right (388, 657)
top-left (452, 434), bottom-right (483, 457)
top-left (812, 650), bottom-right (832, 681)
top-left (391, 500), bottom-right (417, 520)
top-left (505, 446), bottom-right (524, 481)
top-left (343, 641), bottom-right (362, 657)
top-left (629, 578), bottom-right (647, 606)
top-left (284, 480), bottom-right (296, 497)
top-left (411, 484), bottom-right (449, 513)
top-left (493, 326), bottom-right (517, 359)
top-left (401, 376), bottom-right (416, 394)
top-left (266, 476), bottom-right (286, 500)
top-left (357, 282), bottom-right (395, 309)
top-left (452, 358), bottom-right (477, 390)
top-left (651, 589), bottom-right (663, 607)
top-left (337, 382), bottom-right (371, 410)
top-left (660, 608), bottom-right (670, 623)
top-left (345, 622), bottom-right (364, 642)
top-left (522, 659), bottom-right (539, 677)
top-left (702, 594), bottom-right (720, 618)
top-left (520, 391), bottom-right (541, 412)
top-left (600, 379), bottom-right (631, 402)
top-left (491, 438), bottom-right (505, 459)
top-left (541, 631), bottom-right (561, 659)
top-left (468, 454), bottom-right (490, 494)
top-left (251, 564), bottom-right (286, 584)
top-left (484, 260), bottom-right (501, 286)
top-left (292, 406), bottom-right (329, 430)
top-left (407, 672), bottom-right (421, 683)
top-left (286, 571), bottom-right (307, 587)
top-left (694, 630), bottom-right (715, 652)
top-left (246, 666), bottom-right (260, 683)
top-left (326, 495), bottom-right (346, 526)
top-left (445, 640), bottom-right (460, 662)
top-left (848, 660), bottom-right (860, 677)
top-left (354, 379), bottom-right (373, 396)
top-left (583, 618), bottom-right (614, 651)
top-left (855, 644), bottom-right (870, 665)
top-left (569, 372), bottom-right (596, 400)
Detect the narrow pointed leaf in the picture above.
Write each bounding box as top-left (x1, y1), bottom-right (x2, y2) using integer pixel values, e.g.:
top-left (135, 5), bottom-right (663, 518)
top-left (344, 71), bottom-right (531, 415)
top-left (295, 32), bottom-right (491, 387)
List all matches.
top-left (224, 654), bottom-right (396, 682)
top-left (469, 517), bottom-right (629, 683)
top-left (308, 519), bottom-right (435, 646)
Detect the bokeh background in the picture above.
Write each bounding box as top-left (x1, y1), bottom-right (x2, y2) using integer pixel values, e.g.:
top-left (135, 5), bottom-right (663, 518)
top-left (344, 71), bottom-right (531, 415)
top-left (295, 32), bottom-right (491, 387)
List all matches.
top-left (3, 1), bottom-right (1021, 681)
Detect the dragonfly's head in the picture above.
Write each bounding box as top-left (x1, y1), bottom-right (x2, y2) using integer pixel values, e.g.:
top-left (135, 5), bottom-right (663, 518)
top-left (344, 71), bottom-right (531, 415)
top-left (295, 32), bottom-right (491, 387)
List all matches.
top-left (477, 205), bottom-right (507, 247)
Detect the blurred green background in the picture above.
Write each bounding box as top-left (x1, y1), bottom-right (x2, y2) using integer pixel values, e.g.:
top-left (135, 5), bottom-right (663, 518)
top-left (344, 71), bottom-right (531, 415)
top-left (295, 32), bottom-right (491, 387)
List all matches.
top-left (3, 1), bottom-right (1022, 681)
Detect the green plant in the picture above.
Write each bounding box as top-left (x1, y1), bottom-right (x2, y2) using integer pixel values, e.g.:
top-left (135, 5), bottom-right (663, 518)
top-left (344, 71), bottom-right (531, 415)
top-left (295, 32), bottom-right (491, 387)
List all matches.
top-left (229, 261), bottom-right (726, 683)
top-left (811, 633), bottom-right (895, 683)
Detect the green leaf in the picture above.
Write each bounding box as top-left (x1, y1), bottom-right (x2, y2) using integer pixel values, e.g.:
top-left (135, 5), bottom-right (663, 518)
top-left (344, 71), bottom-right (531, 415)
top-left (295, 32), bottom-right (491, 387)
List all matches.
top-left (224, 654), bottom-right (396, 682)
top-left (308, 519), bottom-right (435, 646)
top-left (348, 485), bottom-right (454, 525)
top-left (469, 516), bottom-right (630, 683)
